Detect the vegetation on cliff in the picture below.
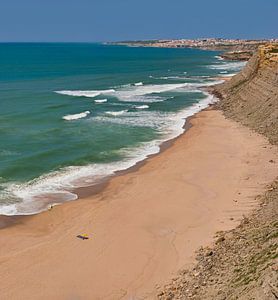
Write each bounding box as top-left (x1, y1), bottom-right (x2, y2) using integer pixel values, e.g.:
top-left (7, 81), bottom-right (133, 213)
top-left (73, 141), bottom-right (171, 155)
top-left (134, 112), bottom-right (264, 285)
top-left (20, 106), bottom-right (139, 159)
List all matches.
top-left (157, 44), bottom-right (278, 300)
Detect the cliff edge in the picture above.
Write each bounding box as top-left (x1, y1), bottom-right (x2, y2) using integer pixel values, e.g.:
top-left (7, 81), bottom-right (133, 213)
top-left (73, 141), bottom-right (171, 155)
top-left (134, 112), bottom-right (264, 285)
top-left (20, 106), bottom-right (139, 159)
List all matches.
top-left (214, 44), bottom-right (278, 145)
top-left (157, 45), bottom-right (278, 300)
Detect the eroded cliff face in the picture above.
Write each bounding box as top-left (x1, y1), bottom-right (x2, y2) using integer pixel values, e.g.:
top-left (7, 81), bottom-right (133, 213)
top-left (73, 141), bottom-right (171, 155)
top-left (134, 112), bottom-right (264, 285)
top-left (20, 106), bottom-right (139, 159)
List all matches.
top-left (220, 50), bottom-right (253, 61)
top-left (157, 45), bottom-right (278, 300)
top-left (215, 44), bottom-right (278, 145)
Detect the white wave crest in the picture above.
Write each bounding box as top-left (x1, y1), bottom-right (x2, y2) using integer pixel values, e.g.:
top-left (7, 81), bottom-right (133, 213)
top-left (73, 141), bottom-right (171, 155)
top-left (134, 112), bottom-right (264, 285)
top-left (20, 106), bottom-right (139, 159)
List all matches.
top-left (159, 76), bottom-right (187, 80)
top-left (112, 83), bottom-right (190, 102)
top-left (221, 73), bottom-right (237, 78)
top-left (134, 82), bottom-right (143, 86)
top-left (56, 89), bottom-right (115, 98)
top-left (94, 92), bottom-right (218, 130)
top-left (62, 111), bottom-right (90, 121)
top-left (135, 105), bottom-right (149, 109)
top-left (105, 110), bottom-right (128, 116)
top-left (215, 55), bottom-right (224, 61)
top-left (55, 80), bottom-right (221, 104)
top-left (208, 61), bottom-right (246, 71)
top-left (95, 99), bottom-right (108, 103)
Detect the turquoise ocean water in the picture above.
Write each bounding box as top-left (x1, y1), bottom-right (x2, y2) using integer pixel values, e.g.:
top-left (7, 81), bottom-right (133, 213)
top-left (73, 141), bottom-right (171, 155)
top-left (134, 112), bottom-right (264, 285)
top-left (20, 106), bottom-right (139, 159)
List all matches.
top-left (0, 43), bottom-right (246, 215)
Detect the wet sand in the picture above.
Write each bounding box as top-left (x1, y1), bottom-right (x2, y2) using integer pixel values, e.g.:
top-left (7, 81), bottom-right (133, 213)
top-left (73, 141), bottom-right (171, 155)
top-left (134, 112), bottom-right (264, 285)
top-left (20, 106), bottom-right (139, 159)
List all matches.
top-left (0, 109), bottom-right (277, 300)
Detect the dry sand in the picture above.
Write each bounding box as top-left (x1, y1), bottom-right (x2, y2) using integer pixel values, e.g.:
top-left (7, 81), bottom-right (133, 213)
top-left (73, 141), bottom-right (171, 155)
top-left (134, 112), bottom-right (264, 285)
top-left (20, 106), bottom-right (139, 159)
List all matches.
top-left (0, 109), bottom-right (277, 300)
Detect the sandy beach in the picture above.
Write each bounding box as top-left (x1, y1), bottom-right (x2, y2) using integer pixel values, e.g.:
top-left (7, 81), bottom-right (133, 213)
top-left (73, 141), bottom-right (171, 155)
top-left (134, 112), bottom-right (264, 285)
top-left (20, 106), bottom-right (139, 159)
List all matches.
top-left (0, 109), bottom-right (277, 300)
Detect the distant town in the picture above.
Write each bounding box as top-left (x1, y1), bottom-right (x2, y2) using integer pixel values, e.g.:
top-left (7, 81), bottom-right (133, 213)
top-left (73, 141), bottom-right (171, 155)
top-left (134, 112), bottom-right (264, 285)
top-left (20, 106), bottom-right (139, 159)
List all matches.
top-left (109, 38), bottom-right (278, 50)
top-left (109, 38), bottom-right (278, 61)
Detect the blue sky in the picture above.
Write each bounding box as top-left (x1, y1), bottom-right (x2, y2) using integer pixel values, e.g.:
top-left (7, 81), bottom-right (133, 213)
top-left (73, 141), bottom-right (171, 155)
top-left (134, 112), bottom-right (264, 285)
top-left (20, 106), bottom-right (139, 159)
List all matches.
top-left (0, 0), bottom-right (277, 42)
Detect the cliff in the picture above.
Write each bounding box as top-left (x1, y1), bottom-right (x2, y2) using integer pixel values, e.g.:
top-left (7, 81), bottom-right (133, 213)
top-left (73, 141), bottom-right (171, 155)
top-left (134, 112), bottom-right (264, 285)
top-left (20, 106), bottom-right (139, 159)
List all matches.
top-left (157, 45), bottom-right (278, 300)
top-left (214, 44), bottom-right (278, 145)
top-left (220, 51), bottom-right (253, 61)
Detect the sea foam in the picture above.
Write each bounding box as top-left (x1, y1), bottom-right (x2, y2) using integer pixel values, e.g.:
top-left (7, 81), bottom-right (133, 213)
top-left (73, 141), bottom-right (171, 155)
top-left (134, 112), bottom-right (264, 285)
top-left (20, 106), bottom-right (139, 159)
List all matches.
top-left (105, 110), bottom-right (128, 116)
top-left (95, 99), bottom-right (108, 103)
top-left (56, 81), bottom-right (222, 104)
top-left (0, 89), bottom-right (219, 216)
top-left (1, 74), bottom-right (225, 216)
top-left (62, 111), bottom-right (90, 121)
top-left (112, 83), bottom-right (193, 102)
top-left (135, 105), bottom-right (149, 109)
top-left (208, 61), bottom-right (246, 71)
top-left (56, 89), bottom-right (115, 98)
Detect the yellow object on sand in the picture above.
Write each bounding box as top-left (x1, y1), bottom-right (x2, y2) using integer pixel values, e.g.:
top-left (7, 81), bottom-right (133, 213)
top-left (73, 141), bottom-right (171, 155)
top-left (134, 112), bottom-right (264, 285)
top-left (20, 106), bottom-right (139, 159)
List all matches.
top-left (77, 234), bottom-right (89, 240)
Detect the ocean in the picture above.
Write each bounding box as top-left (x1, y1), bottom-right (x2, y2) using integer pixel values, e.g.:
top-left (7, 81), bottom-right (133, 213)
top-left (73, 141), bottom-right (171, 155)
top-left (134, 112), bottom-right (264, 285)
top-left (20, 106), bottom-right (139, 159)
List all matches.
top-left (0, 43), bottom-right (246, 215)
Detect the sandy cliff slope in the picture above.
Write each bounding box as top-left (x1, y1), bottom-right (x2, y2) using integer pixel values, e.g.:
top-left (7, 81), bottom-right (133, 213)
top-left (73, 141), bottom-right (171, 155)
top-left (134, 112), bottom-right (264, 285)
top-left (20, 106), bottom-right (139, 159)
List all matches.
top-left (159, 44), bottom-right (278, 300)
top-left (214, 44), bottom-right (278, 145)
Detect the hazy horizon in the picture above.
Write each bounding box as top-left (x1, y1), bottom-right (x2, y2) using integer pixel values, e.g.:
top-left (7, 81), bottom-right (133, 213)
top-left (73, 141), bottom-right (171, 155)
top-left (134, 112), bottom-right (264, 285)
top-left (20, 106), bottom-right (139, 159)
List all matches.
top-left (0, 0), bottom-right (277, 42)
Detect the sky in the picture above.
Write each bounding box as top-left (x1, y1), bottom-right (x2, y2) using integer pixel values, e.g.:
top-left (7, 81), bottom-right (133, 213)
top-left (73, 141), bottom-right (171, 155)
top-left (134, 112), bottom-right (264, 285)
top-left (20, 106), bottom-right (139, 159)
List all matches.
top-left (0, 0), bottom-right (277, 42)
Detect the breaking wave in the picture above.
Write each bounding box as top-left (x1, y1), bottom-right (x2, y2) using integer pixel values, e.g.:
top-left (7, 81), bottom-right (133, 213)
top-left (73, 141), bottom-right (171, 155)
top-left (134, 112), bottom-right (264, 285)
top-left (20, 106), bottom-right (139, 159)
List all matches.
top-left (1, 90), bottom-right (219, 216)
top-left (208, 61), bottom-right (246, 71)
top-left (95, 99), bottom-right (108, 103)
top-left (56, 89), bottom-right (115, 98)
top-left (62, 111), bottom-right (90, 121)
top-left (105, 110), bottom-right (128, 116)
top-left (55, 81), bottom-right (223, 104)
top-left (135, 105), bottom-right (149, 109)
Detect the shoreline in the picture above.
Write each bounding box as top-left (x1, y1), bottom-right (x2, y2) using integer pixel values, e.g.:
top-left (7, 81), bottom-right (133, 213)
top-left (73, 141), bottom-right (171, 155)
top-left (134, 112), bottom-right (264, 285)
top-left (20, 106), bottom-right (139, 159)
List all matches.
top-left (0, 103), bottom-right (200, 229)
top-left (0, 53), bottom-right (234, 218)
top-left (0, 108), bottom-right (277, 299)
top-left (0, 75), bottom-right (248, 229)
top-left (74, 111), bottom-right (194, 200)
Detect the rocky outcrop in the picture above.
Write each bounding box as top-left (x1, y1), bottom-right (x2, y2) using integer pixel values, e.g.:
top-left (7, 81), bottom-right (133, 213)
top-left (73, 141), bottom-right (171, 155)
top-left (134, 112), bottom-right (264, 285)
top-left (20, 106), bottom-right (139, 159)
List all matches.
top-left (214, 44), bottom-right (278, 145)
top-left (220, 51), bottom-right (253, 61)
